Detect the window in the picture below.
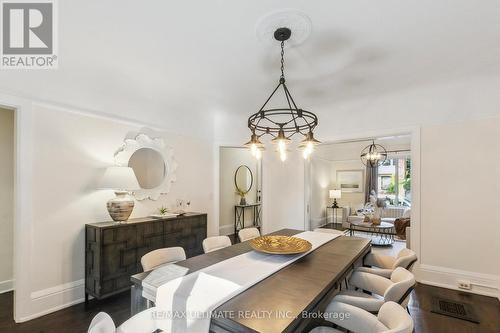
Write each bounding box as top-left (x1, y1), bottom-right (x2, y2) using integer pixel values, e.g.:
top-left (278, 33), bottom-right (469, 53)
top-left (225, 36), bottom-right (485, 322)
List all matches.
top-left (377, 156), bottom-right (411, 207)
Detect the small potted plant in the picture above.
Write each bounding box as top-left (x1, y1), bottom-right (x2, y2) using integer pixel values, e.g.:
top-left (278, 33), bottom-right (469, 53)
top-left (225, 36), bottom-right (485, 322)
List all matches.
top-left (158, 206), bottom-right (168, 216)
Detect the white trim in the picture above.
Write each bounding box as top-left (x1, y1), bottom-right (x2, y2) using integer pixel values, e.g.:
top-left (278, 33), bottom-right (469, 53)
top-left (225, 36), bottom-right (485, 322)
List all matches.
top-left (0, 92), bottom-right (35, 323)
top-left (17, 297), bottom-right (86, 323)
top-left (0, 279), bottom-right (14, 294)
top-left (417, 264), bottom-right (499, 299)
top-left (16, 279), bottom-right (92, 323)
top-left (30, 279), bottom-right (84, 300)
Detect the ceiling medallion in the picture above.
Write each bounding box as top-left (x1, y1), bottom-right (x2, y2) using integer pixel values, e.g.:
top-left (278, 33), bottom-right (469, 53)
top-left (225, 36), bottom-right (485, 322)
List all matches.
top-left (245, 27), bottom-right (320, 162)
top-left (360, 140), bottom-right (388, 167)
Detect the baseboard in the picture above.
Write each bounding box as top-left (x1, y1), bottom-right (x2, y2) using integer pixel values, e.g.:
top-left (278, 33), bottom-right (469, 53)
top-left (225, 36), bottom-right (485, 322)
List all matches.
top-left (0, 279), bottom-right (14, 294)
top-left (30, 279), bottom-right (84, 300)
top-left (219, 224), bottom-right (234, 236)
top-left (18, 296), bottom-right (85, 323)
top-left (417, 264), bottom-right (499, 300)
top-left (16, 279), bottom-right (86, 323)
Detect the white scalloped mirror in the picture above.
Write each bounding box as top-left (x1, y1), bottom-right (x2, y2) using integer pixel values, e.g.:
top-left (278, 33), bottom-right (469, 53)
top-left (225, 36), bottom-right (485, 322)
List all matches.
top-left (114, 133), bottom-right (177, 200)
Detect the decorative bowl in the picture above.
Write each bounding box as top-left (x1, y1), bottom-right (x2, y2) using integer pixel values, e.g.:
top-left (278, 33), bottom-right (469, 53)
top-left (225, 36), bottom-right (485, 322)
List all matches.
top-left (250, 235), bottom-right (312, 255)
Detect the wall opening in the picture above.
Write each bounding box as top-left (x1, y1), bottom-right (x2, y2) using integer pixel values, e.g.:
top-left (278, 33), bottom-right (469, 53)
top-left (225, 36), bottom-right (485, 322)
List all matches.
top-left (219, 147), bottom-right (262, 238)
top-left (0, 106), bottom-right (15, 307)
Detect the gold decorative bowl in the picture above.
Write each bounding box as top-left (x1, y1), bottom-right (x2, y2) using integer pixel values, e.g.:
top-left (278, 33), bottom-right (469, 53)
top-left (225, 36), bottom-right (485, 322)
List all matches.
top-left (250, 235), bottom-right (312, 255)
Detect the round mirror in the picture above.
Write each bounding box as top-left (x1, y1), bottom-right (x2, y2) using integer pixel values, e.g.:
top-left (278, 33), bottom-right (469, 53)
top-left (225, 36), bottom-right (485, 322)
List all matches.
top-left (234, 165), bottom-right (253, 194)
top-left (128, 148), bottom-right (166, 189)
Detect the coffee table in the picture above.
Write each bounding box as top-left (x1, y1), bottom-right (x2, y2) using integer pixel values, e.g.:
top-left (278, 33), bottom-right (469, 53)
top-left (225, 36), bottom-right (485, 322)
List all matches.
top-left (348, 220), bottom-right (395, 246)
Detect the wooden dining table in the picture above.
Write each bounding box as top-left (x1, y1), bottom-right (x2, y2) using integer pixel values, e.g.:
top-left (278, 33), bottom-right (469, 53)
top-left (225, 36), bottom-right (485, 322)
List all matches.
top-left (130, 229), bottom-right (371, 333)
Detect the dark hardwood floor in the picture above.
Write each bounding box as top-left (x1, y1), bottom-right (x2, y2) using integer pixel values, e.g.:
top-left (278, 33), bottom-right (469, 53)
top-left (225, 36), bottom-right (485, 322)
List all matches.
top-left (1, 283), bottom-right (498, 333)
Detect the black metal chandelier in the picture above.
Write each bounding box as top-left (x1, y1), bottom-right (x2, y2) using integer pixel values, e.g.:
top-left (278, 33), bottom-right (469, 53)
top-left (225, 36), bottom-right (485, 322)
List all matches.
top-left (360, 140), bottom-right (388, 167)
top-left (245, 27), bottom-right (320, 161)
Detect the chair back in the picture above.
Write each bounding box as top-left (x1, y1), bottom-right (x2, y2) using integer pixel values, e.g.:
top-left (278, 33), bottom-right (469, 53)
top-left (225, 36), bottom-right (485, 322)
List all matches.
top-left (115, 307), bottom-right (158, 333)
top-left (202, 236), bottom-right (232, 253)
top-left (377, 301), bottom-right (414, 333)
top-left (238, 227), bottom-right (261, 242)
top-left (392, 249), bottom-right (417, 271)
top-left (141, 247), bottom-right (186, 271)
top-left (88, 312), bottom-right (116, 333)
top-left (384, 268), bottom-right (415, 306)
top-left (313, 228), bottom-right (344, 235)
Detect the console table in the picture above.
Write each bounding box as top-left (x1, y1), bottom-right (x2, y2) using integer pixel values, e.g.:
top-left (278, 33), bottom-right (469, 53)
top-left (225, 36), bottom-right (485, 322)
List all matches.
top-left (234, 203), bottom-right (261, 236)
top-left (85, 212), bottom-right (207, 302)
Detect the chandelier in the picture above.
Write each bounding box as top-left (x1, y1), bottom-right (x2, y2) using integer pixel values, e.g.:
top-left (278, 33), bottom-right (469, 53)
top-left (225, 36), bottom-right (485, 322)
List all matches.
top-left (245, 27), bottom-right (320, 161)
top-left (360, 140), bottom-right (388, 167)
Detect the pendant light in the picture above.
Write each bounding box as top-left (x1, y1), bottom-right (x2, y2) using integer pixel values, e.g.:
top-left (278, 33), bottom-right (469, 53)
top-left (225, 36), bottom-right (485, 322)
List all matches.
top-left (360, 140), bottom-right (388, 167)
top-left (245, 27), bottom-right (320, 161)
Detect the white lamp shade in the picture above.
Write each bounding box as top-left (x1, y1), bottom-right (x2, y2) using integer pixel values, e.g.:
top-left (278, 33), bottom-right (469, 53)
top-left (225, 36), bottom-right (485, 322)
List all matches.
top-left (329, 189), bottom-right (342, 199)
top-left (99, 166), bottom-right (140, 191)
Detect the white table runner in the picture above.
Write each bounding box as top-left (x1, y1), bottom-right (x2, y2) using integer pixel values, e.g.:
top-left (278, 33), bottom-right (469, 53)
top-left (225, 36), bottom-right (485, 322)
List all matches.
top-left (151, 231), bottom-right (340, 333)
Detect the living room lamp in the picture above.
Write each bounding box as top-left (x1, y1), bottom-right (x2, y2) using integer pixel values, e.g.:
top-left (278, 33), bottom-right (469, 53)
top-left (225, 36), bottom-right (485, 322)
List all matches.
top-left (329, 189), bottom-right (341, 208)
top-left (99, 166), bottom-right (140, 222)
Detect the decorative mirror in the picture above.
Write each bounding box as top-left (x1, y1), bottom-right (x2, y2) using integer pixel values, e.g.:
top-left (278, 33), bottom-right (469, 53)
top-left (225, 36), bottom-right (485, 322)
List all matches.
top-left (115, 133), bottom-right (177, 200)
top-left (234, 165), bottom-right (253, 205)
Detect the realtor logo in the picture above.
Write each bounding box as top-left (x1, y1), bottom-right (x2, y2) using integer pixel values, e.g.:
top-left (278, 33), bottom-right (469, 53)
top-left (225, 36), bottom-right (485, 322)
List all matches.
top-left (1, 0), bottom-right (58, 69)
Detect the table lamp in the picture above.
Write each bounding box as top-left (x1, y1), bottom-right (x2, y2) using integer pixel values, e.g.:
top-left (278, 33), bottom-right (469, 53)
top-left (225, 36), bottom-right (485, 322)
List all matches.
top-left (99, 166), bottom-right (140, 222)
top-left (329, 189), bottom-right (341, 208)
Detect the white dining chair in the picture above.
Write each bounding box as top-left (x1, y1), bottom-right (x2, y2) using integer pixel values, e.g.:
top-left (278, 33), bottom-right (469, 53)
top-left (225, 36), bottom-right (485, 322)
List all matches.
top-left (332, 267), bottom-right (415, 313)
top-left (357, 248), bottom-right (417, 278)
top-left (202, 235), bottom-right (232, 253)
top-left (313, 228), bottom-right (344, 235)
top-left (238, 227), bottom-right (261, 242)
top-left (140, 247), bottom-right (186, 271)
top-left (309, 301), bottom-right (413, 333)
top-left (88, 308), bottom-right (158, 333)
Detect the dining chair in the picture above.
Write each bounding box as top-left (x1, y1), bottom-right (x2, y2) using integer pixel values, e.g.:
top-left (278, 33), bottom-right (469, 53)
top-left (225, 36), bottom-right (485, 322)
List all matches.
top-left (332, 267), bottom-right (415, 313)
top-left (238, 227), bottom-right (261, 242)
top-left (357, 248), bottom-right (417, 278)
top-left (313, 228), bottom-right (344, 235)
top-left (140, 247), bottom-right (186, 271)
top-left (202, 235), bottom-right (232, 253)
top-left (309, 301), bottom-right (413, 333)
top-left (88, 308), bottom-right (158, 333)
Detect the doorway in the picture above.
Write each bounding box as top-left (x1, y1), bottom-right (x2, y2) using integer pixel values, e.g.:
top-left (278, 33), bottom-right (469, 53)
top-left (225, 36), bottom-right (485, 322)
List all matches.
top-left (0, 107), bottom-right (15, 297)
top-left (305, 133), bottom-right (415, 253)
top-left (218, 147), bottom-right (262, 239)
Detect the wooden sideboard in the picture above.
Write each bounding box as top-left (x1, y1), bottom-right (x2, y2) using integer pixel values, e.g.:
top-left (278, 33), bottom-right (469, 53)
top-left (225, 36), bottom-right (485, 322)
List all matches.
top-left (85, 213), bottom-right (207, 302)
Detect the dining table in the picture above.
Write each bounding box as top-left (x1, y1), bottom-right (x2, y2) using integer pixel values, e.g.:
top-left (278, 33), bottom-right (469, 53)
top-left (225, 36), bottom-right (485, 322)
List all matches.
top-left (130, 228), bottom-right (371, 333)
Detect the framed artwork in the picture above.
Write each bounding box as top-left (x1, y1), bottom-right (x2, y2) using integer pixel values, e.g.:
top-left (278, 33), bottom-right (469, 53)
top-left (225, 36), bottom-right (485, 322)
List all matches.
top-left (336, 170), bottom-right (364, 193)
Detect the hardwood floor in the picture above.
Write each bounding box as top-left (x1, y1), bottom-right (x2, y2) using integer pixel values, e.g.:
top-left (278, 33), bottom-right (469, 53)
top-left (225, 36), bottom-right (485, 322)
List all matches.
top-left (1, 283), bottom-right (498, 332)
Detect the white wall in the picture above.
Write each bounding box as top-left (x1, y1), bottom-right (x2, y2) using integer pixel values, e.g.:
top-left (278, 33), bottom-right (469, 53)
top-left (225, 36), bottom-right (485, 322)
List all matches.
top-left (419, 118), bottom-right (500, 277)
top-left (261, 151), bottom-right (306, 234)
top-left (309, 158), bottom-right (332, 229)
top-left (12, 102), bottom-right (214, 321)
top-left (0, 108), bottom-right (14, 293)
top-left (219, 147), bottom-right (258, 235)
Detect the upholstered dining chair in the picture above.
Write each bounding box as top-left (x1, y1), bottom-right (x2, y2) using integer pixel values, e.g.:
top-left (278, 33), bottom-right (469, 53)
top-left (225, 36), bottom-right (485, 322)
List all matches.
top-left (313, 228), bottom-right (344, 235)
top-left (332, 267), bottom-right (416, 313)
top-left (202, 235), bottom-right (232, 253)
top-left (140, 247), bottom-right (186, 271)
top-left (88, 308), bottom-right (158, 333)
top-left (309, 301), bottom-right (413, 333)
top-left (357, 248), bottom-right (417, 278)
top-left (238, 227), bottom-right (261, 242)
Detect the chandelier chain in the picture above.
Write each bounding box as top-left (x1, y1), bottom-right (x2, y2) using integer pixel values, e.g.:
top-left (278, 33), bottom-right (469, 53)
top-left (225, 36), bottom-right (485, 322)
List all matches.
top-left (280, 41), bottom-right (285, 79)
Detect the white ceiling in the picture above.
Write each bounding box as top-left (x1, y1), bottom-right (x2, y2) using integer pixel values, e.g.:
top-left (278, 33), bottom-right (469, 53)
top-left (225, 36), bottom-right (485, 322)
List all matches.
top-left (1, 0), bottom-right (500, 130)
